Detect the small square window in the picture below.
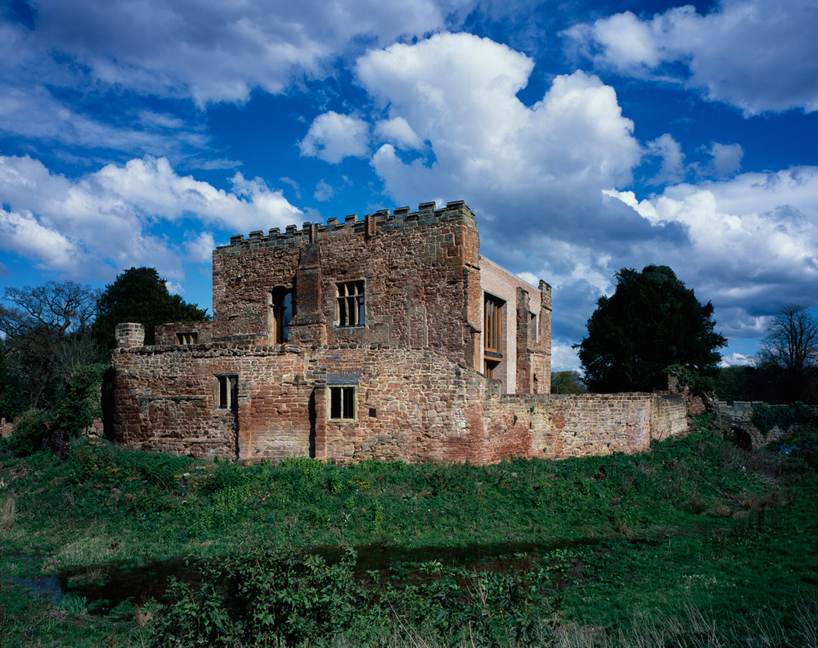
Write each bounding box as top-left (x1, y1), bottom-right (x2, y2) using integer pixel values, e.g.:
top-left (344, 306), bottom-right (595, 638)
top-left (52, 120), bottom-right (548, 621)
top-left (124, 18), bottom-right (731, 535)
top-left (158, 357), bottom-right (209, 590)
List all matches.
top-left (215, 375), bottom-right (238, 411)
top-left (329, 386), bottom-right (356, 420)
top-left (336, 281), bottom-right (365, 327)
top-left (177, 331), bottom-right (198, 345)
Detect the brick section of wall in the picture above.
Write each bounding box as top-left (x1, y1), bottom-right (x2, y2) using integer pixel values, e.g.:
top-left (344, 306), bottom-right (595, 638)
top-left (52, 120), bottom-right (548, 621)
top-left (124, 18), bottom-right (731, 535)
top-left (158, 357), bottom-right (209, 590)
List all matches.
top-left (111, 345), bottom-right (687, 463)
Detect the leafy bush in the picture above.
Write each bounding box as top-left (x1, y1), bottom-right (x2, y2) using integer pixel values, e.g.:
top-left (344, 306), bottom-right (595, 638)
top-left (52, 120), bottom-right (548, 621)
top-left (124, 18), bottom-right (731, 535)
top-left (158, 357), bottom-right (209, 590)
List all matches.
top-left (151, 543), bottom-right (363, 647)
top-left (7, 409), bottom-right (54, 457)
top-left (751, 402), bottom-right (817, 436)
top-left (56, 363), bottom-right (108, 438)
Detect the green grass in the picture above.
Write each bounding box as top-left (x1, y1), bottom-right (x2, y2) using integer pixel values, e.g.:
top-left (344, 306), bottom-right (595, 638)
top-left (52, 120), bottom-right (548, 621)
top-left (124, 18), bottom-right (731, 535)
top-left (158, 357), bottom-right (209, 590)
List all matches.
top-left (1, 414), bottom-right (817, 646)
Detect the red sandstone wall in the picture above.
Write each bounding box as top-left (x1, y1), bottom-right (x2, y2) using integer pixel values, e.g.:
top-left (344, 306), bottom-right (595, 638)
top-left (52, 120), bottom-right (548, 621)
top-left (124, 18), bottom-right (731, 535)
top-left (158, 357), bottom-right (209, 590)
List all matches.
top-left (111, 344), bottom-right (688, 464)
top-left (155, 321), bottom-right (213, 346)
top-left (210, 202), bottom-right (480, 367)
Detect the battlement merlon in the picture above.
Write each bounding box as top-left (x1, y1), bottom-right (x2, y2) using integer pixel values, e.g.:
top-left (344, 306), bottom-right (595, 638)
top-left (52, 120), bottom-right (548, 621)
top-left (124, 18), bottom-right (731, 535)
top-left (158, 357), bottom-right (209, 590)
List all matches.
top-left (218, 201), bottom-right (475, 251)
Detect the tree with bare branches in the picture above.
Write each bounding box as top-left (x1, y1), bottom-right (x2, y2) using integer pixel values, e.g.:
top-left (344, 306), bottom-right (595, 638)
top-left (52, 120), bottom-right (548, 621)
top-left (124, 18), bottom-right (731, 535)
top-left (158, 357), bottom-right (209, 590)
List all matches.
top-left (758, 304), bottom-right (818, 402)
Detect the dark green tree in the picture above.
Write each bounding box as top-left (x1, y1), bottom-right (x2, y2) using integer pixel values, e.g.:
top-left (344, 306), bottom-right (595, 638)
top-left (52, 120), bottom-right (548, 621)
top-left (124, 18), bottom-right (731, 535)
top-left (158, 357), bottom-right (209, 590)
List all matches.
top-left (550, 371), bottom-right (587, 394)
top-left (92, 267), bottom-right (209, 348)
top-left (576, 265), bottom-right (726, 393)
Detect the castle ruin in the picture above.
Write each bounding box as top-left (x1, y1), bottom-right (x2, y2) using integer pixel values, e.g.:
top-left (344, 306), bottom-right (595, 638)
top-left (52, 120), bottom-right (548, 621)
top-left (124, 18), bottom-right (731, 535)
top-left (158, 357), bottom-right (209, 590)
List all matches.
top-left (109, 201), bottom-right (687, 463)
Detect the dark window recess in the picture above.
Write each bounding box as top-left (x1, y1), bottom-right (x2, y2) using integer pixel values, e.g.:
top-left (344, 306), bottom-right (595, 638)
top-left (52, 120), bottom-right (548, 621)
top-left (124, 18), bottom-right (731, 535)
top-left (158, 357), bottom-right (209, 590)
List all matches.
top-left (177, 331), bottom-right (197, 344)
top-left (484, 359), bottom-right (500, 379)
top-left (268, 287), bottom-right (292, 343)
top-left (329, 386), bottom-right (356, 420)
top-left (336, 281), bottom-right (365, 327)
top-left (216, 375), bottom-right (238, 410)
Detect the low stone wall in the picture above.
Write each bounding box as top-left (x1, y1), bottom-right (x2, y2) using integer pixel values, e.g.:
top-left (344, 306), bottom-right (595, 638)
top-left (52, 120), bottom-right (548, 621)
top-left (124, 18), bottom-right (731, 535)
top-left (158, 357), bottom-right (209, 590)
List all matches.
top-left (111, 344), bottom-right (689, 463)
top-left (1, 418), bottom-right (13, 438)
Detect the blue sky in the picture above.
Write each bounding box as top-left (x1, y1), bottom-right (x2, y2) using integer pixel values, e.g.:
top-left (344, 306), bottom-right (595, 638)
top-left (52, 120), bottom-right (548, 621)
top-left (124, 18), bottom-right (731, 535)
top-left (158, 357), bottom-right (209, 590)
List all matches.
top-left (1, 0), bottom-right (817, 371)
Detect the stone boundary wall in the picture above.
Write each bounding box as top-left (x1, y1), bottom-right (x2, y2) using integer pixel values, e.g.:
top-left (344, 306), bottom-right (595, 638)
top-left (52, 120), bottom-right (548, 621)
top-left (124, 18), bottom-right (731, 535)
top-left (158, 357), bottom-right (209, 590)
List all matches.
top-left (481, 392), bottom-right (686, 462)
top-left (111, 344), bottom-right (688, 463)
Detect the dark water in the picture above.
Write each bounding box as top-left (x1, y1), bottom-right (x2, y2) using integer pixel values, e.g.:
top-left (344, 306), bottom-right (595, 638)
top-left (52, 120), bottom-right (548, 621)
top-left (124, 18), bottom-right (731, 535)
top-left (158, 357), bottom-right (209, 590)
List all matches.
top-left (18, 537), bottom-right (614, 614)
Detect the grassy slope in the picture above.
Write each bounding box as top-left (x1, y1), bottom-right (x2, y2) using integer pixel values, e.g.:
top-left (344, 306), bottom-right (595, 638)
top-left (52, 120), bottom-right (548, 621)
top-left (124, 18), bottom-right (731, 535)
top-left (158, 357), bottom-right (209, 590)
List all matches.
top-left (1, 414), bottom-right (817, 646)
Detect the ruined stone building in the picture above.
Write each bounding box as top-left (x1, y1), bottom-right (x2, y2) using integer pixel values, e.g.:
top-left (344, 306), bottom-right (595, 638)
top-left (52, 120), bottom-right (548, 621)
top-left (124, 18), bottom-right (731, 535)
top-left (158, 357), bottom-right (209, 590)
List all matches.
top-left (110, 201), bottom-right (688, 463)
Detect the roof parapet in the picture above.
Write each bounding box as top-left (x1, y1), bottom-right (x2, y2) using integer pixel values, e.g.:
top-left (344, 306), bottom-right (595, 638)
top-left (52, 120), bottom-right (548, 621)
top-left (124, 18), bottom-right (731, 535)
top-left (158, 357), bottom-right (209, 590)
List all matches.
top-left (218, 201), bottom-right (472, 250)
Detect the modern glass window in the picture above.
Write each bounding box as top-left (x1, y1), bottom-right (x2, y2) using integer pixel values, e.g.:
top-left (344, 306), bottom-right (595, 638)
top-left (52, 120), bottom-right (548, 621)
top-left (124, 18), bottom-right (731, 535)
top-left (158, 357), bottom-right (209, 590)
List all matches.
top-left (484, 294), bottom-right (504, 357)
top-left (336, 281), bottom-right (365, 327)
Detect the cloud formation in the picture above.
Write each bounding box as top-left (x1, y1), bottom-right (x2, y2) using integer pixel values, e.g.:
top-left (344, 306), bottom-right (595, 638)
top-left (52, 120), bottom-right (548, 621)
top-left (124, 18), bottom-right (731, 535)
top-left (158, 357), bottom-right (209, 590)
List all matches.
top-left (10, 0), bottom-right (474, 106)
top-left (564, 0), bottom-right (818, 115)
top-left (298, 31), bottom-right (818, 363)
top-left (0, 155), bottom-right (301, 280)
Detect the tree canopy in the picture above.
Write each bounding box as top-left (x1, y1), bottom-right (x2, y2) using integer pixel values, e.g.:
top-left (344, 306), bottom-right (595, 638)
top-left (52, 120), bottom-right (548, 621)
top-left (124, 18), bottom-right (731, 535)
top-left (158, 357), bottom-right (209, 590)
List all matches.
top-left (92, 267), bottom-right (210, 348)
top-left (576, 265), bottom-right (726, 393)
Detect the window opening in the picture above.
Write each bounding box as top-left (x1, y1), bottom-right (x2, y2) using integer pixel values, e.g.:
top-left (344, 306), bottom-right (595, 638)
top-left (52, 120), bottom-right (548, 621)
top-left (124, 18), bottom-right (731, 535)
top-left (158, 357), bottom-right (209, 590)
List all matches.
top-left (529, 312), bottom-right (538, 344)
top-left (177, 331), bottom-right (198, 345)
top-left (484, 294), bottom-right (504, 358)
top-left (484, 359), bottom-right (500, 379)
top-left (336, 281), bottom-right (365, 327)
top-left (268, 287), bottom-right (292, 343)
top-left (329, 386), bottom-right (356, 420)
top-left (216, 375), bottom-right (238, 411)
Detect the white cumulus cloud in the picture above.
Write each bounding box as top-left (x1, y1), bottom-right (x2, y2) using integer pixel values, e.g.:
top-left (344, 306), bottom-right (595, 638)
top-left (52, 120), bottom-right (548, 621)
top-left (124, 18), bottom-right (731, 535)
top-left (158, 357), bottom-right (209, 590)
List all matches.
top-left (565, 0), bottom-right (818, 115)
top-left (0, 155), bottom-right (302, 281)
top-left (299, 112), bottom-right (371, 164)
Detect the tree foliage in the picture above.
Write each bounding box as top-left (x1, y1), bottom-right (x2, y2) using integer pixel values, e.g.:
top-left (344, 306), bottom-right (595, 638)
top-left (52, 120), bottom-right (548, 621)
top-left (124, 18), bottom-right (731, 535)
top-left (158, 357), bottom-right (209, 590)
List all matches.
top-left (550, 371), bottom-right (587, 394)
top-left (576, 265), bottom-right (726, 393)
top-left (92, 267), bottom-right (209, 348)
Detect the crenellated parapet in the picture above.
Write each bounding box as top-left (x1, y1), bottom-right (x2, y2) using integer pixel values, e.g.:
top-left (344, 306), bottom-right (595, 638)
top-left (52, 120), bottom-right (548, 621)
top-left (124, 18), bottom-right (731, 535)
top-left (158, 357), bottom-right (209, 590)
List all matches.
top-left (219, 201), bottom-right (475, 251)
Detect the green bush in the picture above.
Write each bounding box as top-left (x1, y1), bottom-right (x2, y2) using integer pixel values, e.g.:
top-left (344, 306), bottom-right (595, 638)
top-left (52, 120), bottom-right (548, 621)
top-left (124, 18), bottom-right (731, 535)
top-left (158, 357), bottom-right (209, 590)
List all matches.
top-left (751, 402), bottom-right (817, 436)
top-left (7, 409), bottom-right (54, 457)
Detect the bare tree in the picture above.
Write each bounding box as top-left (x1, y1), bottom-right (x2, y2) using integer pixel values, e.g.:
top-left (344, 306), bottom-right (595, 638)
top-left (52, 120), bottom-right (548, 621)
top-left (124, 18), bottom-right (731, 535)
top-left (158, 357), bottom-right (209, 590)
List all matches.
top-left (0, 281), bottom-right (101, 410)
top-left (759, 305), bottom-right (818, 373)
top-left (758, 304), bottom-right (818, 402)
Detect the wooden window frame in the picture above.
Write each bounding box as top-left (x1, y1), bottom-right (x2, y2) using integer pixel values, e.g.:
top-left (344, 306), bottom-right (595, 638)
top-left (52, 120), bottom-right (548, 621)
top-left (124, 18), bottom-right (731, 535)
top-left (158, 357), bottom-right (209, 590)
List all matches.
top-left (484, 293), bottom-right (504, 358)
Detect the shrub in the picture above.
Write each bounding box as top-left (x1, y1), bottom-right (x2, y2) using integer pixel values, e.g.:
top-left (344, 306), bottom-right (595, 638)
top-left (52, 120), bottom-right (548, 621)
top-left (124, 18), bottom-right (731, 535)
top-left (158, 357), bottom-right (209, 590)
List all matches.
top-left (752, 402), bottom-right (817, 436)
top-left (7, 410), bottom-right (54, 457)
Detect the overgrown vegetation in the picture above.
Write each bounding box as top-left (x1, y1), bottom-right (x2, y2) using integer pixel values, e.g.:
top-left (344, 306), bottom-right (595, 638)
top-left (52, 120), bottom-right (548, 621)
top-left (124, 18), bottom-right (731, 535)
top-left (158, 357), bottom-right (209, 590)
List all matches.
top-left (2, 416), bottom-right (818, 646)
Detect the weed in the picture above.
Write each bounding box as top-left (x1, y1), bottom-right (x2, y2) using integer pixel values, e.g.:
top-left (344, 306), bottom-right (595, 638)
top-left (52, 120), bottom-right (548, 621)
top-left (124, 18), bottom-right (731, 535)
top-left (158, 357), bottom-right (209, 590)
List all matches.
top-left (0, 496), bottom-right (15, 528)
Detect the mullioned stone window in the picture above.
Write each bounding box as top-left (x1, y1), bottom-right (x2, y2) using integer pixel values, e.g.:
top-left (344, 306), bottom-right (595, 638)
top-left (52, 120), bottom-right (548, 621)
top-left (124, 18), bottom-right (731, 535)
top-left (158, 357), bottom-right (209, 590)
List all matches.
top-left (335, 280), bottom-right (365, 327)
top-left (177, 331), bottom-right (198, 345)
top-left (214, 374), bottom-right (238, 411)
top-left (328, 386), bottom-right (356, 420)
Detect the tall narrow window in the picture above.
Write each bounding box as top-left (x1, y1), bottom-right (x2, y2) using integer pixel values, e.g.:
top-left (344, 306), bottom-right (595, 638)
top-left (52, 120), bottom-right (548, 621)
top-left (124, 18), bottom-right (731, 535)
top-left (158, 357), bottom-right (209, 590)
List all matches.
top-left (336, 281), bottom-right (365, 327)
top-left (329, 386), bottom-right (356, 420)
top-left (216, 375), bottom-right (238, 411)
top-left (267, 287), bottom-right (292, 343)
top-left (484, 294), bottom-right (504, 378)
